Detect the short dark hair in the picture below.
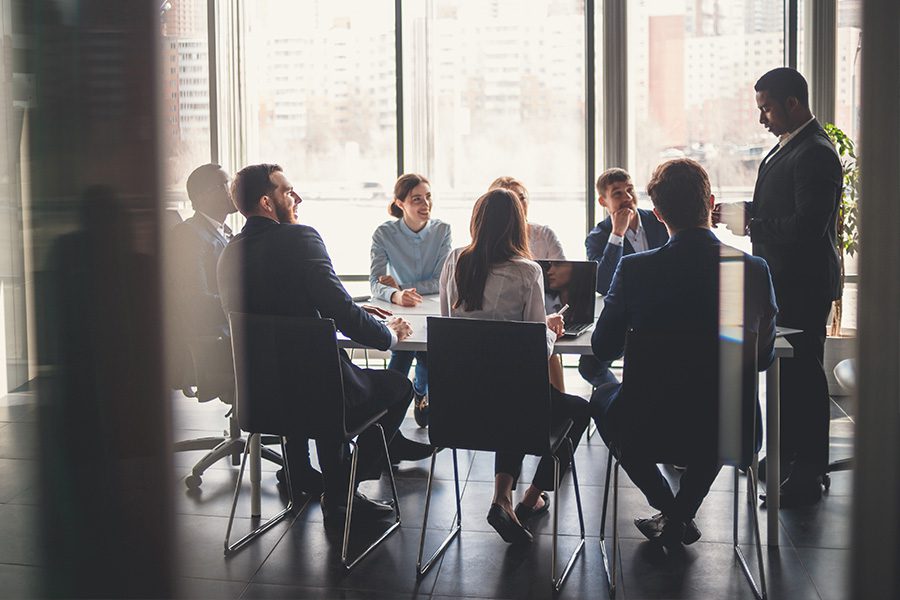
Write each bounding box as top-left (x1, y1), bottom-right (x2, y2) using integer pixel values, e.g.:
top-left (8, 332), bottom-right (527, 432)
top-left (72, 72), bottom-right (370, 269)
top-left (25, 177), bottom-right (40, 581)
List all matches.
top-left (754, 67), bottom-right (809, 108)
top-left (232, 163), bottom-right (282, 215)
top-left (186, 163), bottom-right (223, 210)
top-left (646, 159), bottom-right (711, 231)
top-left (596, 168), bottom-right (631, 196)
top-left (391, 173), bottom-right (430, 218)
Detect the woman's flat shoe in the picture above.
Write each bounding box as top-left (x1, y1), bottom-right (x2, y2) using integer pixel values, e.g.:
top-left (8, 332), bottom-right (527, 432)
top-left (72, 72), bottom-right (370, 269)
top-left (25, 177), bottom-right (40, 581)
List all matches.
top-left (487, 504), bottom-right (533, 544)
top-left (514, 491), bottom-right (550, 525)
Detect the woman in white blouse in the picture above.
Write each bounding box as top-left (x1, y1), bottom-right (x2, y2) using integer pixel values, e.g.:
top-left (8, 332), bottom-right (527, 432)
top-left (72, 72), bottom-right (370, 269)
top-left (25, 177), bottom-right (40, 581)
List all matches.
top-left (489, 176), bottom-right (568, 392)
top-left (439, 188), bottom-right (590, 545)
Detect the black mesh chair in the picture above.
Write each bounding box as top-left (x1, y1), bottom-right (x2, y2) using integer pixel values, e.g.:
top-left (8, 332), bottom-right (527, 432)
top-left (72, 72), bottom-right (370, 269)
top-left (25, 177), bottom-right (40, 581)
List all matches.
top-left (224, 313), bottom-right (400, 570)
top-left (173, 335), bottom-right (283, 489)
top-left (599, 329), bottom-right (766, 599)
top-left (417, 317), bottom-right (586, 594)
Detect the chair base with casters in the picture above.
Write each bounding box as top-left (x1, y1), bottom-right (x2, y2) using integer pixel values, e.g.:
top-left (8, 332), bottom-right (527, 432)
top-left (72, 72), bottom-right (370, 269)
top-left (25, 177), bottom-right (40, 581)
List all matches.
top-left (599, 453), bottom-right (768, 600)
top-left (416, 431), bottom-right (587, 594)
top-left (174, 406), bottom-right (283, 490)
top-left (823, 358), bottom-right (856, 490)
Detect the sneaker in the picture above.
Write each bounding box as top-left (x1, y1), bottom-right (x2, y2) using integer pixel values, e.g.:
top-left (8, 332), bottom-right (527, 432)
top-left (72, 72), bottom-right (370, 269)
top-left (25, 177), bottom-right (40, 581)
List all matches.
top-left (413, 392), bottom-right (430, 428)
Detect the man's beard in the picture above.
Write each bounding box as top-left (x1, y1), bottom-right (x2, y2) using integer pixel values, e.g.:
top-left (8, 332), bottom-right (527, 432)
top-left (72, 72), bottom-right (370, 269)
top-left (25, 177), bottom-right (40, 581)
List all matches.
top-left (275, 204), bottom-right (297, 224)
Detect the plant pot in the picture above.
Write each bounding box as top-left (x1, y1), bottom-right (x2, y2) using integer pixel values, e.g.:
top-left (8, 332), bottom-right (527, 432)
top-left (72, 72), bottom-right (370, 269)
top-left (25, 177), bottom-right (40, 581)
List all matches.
top-left (824, 329), bottom-right (856, 396)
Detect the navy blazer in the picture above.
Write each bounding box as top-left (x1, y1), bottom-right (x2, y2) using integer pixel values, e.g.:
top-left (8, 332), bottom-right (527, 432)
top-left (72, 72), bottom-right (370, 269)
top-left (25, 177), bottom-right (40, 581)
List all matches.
top-left (593, 227), bottom-right (777, 374)
top-left (217, 216), bottom-right (393, 408)
top-left (585, 208), bottom-right (669, 295)
top-left (749, 119), bottom-right (842, 319)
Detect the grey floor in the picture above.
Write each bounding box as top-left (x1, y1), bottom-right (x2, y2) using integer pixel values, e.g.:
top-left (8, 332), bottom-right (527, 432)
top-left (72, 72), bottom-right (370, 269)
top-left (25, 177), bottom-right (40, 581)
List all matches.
top-left (0, 365), bottom-right (854, 599)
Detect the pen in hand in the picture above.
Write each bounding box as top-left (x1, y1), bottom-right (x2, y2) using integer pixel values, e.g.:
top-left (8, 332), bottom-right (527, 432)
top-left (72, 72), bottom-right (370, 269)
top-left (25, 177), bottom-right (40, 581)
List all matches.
top-left (558, 304), bottom-right (570, 316)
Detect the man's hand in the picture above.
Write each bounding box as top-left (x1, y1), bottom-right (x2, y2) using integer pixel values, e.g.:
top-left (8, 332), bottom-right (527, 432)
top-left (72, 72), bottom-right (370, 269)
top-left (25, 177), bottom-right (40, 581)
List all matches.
top-left (378, 275), bottom-right (400, 289)
top-left (391, 288), bottom-right (423, 307)
top-left (610, 207), bottom-right (636, 237)
top-left (546, 313), bottom-right (566, 337)
top-left (717, 202), bottom-right (750, 236)
top-left (386, 316), bottom-right (413, 341)
top-left (361, 304), bottom-right (393, 319)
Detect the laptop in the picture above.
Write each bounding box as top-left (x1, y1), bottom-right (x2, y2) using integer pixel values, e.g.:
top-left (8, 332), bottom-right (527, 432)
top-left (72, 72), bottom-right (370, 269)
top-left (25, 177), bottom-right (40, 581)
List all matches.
top-left (537, 260), bottom-right (598, 338)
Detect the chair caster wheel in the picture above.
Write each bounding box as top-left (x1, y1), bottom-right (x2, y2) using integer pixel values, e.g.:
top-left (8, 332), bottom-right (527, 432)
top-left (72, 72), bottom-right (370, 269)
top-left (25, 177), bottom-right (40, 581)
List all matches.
top-left (185, 474), bottom-right (202, 489)
top-left (822, 473), bottom-right (831, 491)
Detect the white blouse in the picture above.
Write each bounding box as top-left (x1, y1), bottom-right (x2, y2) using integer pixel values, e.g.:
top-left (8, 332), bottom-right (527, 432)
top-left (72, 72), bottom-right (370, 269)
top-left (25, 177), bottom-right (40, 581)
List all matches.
top-left (528, 222), bottom-right (565, 260)
top-left (439, 247), bottom-right (557, 357)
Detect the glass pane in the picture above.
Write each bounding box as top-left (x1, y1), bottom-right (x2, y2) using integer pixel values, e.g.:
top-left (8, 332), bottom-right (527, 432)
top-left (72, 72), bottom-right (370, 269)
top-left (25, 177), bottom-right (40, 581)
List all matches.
top-left (160, 0), bottom-right (212, 211)
top-left (404, 0), bottom-right (586, 258)
top-left (629, 0), bottom-right (784, 253)
top-left (244, 0), bottom-right (396, 275)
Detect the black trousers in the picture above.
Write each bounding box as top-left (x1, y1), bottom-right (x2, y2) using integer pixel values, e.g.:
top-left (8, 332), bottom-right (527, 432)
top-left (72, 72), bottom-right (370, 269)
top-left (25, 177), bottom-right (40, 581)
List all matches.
top-left (778, 296), bottom-right (832, 476)
top-left (577, 355), bottom-right (619, 387)
top-left (494, 387), bottom-right (590, 491)
top-left (288, 368), bottom-right (413, 499)
top-left (591, 382), bottom-right (721, 522)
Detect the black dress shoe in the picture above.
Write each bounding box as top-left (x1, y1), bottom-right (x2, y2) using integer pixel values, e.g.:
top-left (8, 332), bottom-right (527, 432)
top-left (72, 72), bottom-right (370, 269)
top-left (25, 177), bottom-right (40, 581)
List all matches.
top-left (659, 519), bottom-right (686, 549)
top-left (634, 512), bottom-right (667, 541)
top-left (389, 434), bottom-right (434, 463)
top-left (487, 504), bottom-right (533, 544)
top-left (320, 491), bottom-right (395, 523)
top-left (276, 465), bottom-right (324, 496)
top-left (682, 519), bottom-right (702, 545)
top-left (514, 491), bottom-right (550, 525)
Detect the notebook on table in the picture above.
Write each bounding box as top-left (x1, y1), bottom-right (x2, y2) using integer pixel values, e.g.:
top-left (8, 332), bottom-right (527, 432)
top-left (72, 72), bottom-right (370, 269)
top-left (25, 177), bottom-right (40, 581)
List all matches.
top-left (537, 260), bottom-right (598, 338)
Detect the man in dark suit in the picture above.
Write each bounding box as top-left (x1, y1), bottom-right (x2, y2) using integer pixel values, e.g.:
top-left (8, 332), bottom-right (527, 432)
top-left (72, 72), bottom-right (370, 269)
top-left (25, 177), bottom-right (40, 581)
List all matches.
top-left (217, 163), bottom-right (432, 522)
top-left (718, 68), bottom-right (841, 506)
top-left (171, 164), bottom-right (324, 495)
top-left (591, 159), bottom-right (777, 546)
top-left (579, 168), bottom-right (670, 386)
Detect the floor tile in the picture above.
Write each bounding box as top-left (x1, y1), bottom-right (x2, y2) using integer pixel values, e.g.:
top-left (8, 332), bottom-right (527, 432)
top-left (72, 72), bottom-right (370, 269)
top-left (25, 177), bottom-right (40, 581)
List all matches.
top-left (0, 458), bottom-right (36, 503)
top-left (795, 547), bottom-right (850, 600)
top-left (0, 504), bottom-right (42, 565)
top-left (242, 581), bottom-right (426, 599)
top-left (778, 494), bottom-right (852, 549)
top-left (177, 576), bottom-right (248, 599)
top-left (0, 564), bottom-right (43, 599)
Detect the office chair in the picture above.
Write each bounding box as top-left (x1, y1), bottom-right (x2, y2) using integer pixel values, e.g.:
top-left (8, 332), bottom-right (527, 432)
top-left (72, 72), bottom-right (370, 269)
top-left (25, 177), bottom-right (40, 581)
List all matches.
top-left (824, 358), bottom-right (856, 487)
top-left (416, 317), bottom-right (586, 594)
top-left (173, 335), bottom-right (283, 489)
top-left (598, 329), bottom-right (766, 600)
top-left (225, 313), bottom-right (400, 571)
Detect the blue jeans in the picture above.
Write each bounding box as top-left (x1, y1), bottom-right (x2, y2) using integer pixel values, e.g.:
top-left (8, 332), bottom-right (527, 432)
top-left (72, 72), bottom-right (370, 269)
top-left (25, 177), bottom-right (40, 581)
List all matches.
top-left (388, 350), bottom-right (428, 397)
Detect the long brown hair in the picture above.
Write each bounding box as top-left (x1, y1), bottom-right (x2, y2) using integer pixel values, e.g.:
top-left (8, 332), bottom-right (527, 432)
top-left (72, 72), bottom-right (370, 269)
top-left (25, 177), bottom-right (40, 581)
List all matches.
top-left (454, 188), bottom-right (530, 311)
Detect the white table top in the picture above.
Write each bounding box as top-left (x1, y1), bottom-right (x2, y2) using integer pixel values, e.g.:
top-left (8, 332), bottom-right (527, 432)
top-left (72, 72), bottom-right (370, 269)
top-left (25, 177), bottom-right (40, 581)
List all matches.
top-left (341, 296), bottom-right (793, 357)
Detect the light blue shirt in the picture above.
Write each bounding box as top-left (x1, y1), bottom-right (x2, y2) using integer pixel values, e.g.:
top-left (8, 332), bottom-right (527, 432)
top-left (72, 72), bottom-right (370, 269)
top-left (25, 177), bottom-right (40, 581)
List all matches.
top-left (370, 218), bottom-right (452, 302)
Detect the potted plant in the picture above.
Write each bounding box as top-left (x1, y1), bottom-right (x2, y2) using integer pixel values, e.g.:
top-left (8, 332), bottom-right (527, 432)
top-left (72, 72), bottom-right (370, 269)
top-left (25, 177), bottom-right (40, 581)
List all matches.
top-left (823, 122), bottom-right (859, 395)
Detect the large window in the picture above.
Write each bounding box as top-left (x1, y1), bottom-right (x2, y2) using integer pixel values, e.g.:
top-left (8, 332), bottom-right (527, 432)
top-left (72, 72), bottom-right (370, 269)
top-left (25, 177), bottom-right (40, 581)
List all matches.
top-left (244, 0), bottom-right (396, 275)
top-left (628, 0), bottom-right (784, 206)
top-left (404, 0), bottom-right (586, 257)
top-left (160, 0), bottom-right (212, 209)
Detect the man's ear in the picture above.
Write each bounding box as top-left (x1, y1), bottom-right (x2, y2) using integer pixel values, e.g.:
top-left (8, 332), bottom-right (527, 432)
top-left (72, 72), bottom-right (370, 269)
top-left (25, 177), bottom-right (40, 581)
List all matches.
top-left (259, 195), bottom-right (273, 213)
top-left (652, 207), bottom-right (664, 223)
top-left (598, 195), bottom-right (608, 208)
top-left (785, 96), bottom-right (800, 113)
top-left (709, 194), bottom-right (716, 211)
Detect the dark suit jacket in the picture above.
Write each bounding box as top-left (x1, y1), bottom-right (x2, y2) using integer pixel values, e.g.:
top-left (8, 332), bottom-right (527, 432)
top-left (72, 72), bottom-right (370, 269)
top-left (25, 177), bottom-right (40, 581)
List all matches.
top-left (592, 228), bottom-right (778, 456)
top-left (749, 119), bottom-right (842, 323)
top-left (217, 216), bottom-right (393, 409)
top-left (585, 208), bottom-right (669, 295)
top-left (170, 213), bottom-right (230, 338)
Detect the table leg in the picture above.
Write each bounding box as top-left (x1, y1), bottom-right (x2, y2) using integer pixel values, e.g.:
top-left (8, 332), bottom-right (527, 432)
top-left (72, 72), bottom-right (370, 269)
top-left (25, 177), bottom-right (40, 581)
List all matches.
top-left (250, 433), bottom-right (261, 518)
top-left (765, 358), bottom-right (780, 546)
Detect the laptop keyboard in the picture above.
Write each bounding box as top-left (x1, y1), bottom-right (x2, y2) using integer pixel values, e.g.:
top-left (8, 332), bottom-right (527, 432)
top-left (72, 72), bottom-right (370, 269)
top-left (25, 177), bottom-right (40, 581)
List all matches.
top-left (563, 322), bottom-right (593, 337)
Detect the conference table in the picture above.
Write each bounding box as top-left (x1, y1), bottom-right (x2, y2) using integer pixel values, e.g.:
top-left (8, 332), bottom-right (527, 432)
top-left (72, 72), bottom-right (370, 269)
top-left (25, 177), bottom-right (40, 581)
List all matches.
top-left (250, 295), bottom-right (793, 546)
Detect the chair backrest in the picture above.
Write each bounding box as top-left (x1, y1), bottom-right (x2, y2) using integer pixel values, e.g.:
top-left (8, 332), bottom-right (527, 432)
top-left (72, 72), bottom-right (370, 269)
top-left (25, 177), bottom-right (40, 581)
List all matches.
top-left (229, 312), bottom-right (346, 438)
top-left (426, 316), bottom-right (553, 456)
top-left (185, 335), bottom-right (235, 402)
top-left (618, 328), bottom-right (759, 467)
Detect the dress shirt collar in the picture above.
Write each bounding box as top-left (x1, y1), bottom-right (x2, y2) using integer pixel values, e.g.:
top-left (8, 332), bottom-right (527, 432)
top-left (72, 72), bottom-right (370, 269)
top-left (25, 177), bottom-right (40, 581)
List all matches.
top-left (198, 210), bottom-right (231, 239)
top-left (778, 115), bottom-right (816, 148)
top-left (398, 217), bottom-right (432, 239)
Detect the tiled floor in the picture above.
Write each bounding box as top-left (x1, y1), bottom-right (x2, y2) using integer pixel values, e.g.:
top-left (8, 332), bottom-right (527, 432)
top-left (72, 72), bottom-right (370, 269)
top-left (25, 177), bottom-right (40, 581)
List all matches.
top-left (0, 369), bottom-right (855, 599)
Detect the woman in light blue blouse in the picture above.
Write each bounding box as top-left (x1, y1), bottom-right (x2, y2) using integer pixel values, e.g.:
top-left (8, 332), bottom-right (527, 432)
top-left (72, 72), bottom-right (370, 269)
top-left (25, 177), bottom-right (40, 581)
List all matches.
top-left (370, 173), bottom-right (452, 427)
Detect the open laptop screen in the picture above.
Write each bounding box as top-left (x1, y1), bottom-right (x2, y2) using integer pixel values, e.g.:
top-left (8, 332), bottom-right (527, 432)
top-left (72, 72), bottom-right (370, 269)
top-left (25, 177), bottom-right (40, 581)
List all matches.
top-left (536, 260), bottom-right (598, 326)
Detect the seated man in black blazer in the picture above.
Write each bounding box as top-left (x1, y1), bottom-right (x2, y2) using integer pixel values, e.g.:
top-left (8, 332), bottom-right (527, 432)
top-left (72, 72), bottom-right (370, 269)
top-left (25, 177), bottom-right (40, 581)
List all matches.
top-left (579, 168), bottom-right (670, 386)
top-left (590, 159), bottom-right (777, 547)
top-left (171, 163), bottom-right (324, 496)
top-left (217, 163), bottom-right (432, 522)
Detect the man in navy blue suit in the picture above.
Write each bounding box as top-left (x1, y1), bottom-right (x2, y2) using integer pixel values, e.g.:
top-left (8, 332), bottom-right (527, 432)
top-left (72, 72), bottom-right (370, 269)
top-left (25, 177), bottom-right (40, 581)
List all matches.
top-left (579, 168), bottom-right (670, 386)
top-left (590, 159), bottom-right (777, 547)
top-left (218, 164), bottom-right (432, 523)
